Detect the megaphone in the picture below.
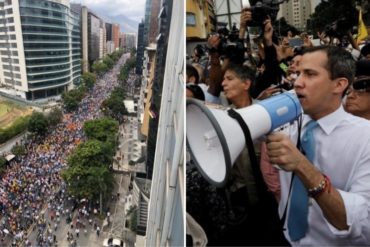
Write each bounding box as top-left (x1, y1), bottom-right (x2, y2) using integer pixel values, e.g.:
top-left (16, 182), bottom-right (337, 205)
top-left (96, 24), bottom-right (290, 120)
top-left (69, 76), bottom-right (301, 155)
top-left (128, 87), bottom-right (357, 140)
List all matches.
top-left (186, 90), bottom-right (302, 187)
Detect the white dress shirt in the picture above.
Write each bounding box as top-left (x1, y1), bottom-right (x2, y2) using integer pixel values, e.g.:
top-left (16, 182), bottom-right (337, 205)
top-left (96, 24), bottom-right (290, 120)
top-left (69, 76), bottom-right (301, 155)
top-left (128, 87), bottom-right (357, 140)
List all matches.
top-left (279, 105), bottom-right (370, 246)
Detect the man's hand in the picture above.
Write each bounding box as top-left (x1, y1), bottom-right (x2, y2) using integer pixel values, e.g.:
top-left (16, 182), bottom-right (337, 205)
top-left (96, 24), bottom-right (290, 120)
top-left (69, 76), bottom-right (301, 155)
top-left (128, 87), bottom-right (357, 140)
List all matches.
top-left (266, 132), bottom-right (306, 171)
top-left (240, 9), bottom-right (252, 28)
top-left (263, 18), bottom-right (273, 46)
top-left (207, 34), bottom-right (221, 49)
top-left (256, 86), bottom-right (280, 100)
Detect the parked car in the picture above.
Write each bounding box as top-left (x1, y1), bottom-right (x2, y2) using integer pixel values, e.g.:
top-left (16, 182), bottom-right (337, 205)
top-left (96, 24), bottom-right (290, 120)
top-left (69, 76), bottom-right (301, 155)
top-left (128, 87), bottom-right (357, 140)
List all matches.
top-left (103, 238), bottom-right (124, 247)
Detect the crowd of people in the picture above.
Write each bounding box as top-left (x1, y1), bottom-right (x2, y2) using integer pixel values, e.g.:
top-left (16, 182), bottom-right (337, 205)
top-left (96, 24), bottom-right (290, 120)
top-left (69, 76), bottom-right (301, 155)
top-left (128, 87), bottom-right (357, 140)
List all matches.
top-left (186, 6), bottom-right (370, 247)
top-left (0, 54), bottom-right (127, 246)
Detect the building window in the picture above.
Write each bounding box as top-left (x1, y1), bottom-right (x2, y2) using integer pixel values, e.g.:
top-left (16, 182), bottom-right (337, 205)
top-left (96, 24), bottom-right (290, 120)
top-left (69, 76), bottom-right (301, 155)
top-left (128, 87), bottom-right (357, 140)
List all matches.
top-left (186, 12), bottom-right (196, 27)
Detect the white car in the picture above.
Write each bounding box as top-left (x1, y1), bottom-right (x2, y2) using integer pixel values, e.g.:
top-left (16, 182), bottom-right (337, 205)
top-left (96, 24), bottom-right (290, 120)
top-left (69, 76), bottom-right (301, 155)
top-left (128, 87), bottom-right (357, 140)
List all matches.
top-left (103, 238), bottom-right (124, 247)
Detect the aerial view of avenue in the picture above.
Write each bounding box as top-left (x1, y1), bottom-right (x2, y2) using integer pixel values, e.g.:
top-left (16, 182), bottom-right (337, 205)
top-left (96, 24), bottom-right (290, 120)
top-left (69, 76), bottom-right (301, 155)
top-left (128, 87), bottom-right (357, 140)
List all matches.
top-left (1, 0), bottom-right (183, 246)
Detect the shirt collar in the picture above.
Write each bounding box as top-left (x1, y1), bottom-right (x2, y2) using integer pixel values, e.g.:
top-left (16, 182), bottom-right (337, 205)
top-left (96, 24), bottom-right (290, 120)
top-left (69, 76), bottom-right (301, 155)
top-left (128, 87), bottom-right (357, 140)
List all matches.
top-left (303, 105), bottom-right (348, 135)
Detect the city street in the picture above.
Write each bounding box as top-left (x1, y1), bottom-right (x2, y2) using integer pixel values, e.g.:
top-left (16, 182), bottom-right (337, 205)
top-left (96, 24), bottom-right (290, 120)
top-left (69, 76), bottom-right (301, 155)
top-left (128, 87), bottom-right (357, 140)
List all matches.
top-left (0, 53), bottom-right (138, 246)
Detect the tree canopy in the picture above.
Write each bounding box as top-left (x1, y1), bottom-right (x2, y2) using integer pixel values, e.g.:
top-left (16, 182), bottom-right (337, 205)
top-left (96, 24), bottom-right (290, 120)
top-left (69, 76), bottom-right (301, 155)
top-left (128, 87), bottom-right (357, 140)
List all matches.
top-left (309, 0), bottom-right (357, 36)
top-left (101, 87), bottom-right (127, 122)
top-left (62, 86), bottom-right (86, 112)
top-left (82, 72), bottom-right (97, 89)
top-left (83, 117), bottom-right (119, 143)
top-left (28, 111), bottom-right (48, 136)
top-left (62, 164), bottom-right (114, 200)
top-left (47, 107), bottom-right (63, 127)
top-left (67, 139), bottom-right (113, 168)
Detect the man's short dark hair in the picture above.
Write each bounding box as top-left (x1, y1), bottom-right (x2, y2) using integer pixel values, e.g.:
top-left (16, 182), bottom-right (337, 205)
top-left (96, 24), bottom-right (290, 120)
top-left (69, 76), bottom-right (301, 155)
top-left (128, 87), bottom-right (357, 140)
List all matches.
top-left (303, 45), bottom-right (356, 85)
top-left (360, 44), bottom-right (370, 57)
top-left (225, 63), bottom-right (256, 84)
top-left (186, 64), bottom-right (199, 84)
top-left (194, 45), bottom-right (205, 57)
top-left (186, 84), bottom-right (205, 101)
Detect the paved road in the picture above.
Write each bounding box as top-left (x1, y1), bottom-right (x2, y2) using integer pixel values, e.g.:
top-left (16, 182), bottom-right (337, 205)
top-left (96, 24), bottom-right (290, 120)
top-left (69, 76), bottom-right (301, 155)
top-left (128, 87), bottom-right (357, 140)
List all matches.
top-left (26, 173), bottom-right (131, 247)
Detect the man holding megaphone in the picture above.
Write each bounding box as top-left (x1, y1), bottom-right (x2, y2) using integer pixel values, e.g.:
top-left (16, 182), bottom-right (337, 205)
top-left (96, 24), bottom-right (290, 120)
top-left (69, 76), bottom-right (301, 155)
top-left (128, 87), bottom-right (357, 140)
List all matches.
top-left (266, 46), bottom-right (370, 245)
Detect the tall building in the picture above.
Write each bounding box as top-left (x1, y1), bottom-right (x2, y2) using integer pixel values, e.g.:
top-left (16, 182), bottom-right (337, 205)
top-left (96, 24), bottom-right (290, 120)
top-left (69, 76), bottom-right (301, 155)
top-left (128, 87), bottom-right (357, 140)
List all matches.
top-left (105, 22), bottom-right (112, 41)
top-left (186, 0), bottom-right (216, 40)
top-left (143, 0), bottom-right (151, 47)
top-left (136, 20), bottom-right (144, 75)
top-left (145, 0), bottom-right (184, 245)
top-left (148, 0), bottom-right (161, 44)
top-left (0, 0), bottom-right (81, 100)
top-left (279, 0), bottom-right (312, 30)
top-left (79, 6), bottom-right (106, 72)
top-left (112, 23), bottom-right (120, 50)
top-left (120, 33), bottom-right (136, 50)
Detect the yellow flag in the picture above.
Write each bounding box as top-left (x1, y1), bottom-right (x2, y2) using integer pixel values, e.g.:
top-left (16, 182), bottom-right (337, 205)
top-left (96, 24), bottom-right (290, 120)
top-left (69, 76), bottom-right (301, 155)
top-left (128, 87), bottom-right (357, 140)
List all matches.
top-left (357, 9), bottom-right (368, 43)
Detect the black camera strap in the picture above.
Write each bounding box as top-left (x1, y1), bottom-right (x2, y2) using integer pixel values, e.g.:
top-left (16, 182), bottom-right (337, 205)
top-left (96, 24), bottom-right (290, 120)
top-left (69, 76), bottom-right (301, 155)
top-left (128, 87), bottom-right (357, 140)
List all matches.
top-left (227, 108), bottom-right (268, 197)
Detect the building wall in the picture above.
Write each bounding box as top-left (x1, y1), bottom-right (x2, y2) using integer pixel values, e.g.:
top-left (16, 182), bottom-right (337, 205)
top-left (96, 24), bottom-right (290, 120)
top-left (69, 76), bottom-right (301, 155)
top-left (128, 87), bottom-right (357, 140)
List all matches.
top-left (186, 0), bottom-right (207, 39)
top-left (0, 0), bottom-right (28, 96)
top-left (186, 0), bottom-right (216, 40)
top-left (145, 0), bottom-right (184, 246)
top-left (88, 12), bottom-right (101, 63)
top-left (280, 0), bottom-right (312, 30)
top-left (143, 0), bottom-right (152, 46)
top-left (105, 22), bottom-right (112, 41)
top-left (112, 23), bottom-right (120, 49)
top-left (81, 6), bottom-right (88, 72)
top-left (99, 22), bottom-right (104, 59)
top-left (0, 0), bottom-right (81, 100)
top-left (136, 21), bottom-right (144, 74)
top-left (204, 0), bottom-right (216, 34)
top-left (148, 0), bottom-right (160, 44)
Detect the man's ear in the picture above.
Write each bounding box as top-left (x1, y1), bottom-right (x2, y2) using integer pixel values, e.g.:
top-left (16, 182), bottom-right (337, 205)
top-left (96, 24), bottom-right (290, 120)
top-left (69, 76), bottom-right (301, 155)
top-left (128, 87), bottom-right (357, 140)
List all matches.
top-left (333, 77), bottom-right (349, 95)
top-left (244, 79), bottom-right (252, 91)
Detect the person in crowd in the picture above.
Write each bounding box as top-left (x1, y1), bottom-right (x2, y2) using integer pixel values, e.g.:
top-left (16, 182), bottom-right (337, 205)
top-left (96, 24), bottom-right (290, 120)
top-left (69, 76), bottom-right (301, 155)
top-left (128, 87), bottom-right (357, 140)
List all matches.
top-left (345, 60), bottom-right (370, 120)
top-left (266, 45), bottom-right (370, 245)
top-left (186, 64), bottom-right (221, 103)
top-left (360, 43), bottom-right (370, 59)
top-left (191, 44), bottom-right (208, 68)
top-left (187, 63), bottom-right (288, 246)
top-left (186, 84), bottom-right (205, 101)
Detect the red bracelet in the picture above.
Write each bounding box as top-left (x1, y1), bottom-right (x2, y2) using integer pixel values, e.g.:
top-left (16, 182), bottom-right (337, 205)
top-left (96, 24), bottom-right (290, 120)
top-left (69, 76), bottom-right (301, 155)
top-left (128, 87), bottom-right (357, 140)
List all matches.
top-left (308, 174), bottom-right (331, 198)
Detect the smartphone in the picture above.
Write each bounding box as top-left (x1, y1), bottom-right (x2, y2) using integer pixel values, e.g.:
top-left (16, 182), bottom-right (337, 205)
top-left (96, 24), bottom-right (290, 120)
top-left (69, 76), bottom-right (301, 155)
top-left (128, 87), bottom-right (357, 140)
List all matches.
top-left (288, 38), bottom-right (304, 48)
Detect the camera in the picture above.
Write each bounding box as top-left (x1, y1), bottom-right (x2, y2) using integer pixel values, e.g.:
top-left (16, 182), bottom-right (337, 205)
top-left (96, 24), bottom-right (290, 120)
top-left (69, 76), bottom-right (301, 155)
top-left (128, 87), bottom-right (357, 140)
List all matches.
top-left (242, 0), bottom-right (287, 27)
top-left (211, 24), bottom-right (245, 64)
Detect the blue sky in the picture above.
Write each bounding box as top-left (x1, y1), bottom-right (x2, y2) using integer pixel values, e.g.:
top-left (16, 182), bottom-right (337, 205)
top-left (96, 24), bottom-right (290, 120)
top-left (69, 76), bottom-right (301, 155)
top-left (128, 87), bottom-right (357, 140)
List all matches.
top-left (71, 0), bottom-right (146, 33)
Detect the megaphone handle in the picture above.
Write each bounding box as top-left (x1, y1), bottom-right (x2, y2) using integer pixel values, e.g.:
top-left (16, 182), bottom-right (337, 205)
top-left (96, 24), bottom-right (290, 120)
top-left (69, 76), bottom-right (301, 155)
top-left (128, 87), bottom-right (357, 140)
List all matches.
top-left (227, 109), bottom-right (268, 195)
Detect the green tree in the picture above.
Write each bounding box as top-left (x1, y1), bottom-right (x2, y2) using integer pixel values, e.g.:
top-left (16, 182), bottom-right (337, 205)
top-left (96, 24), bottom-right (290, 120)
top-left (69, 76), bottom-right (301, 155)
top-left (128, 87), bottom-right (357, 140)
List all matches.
top-left (127, 206), bottom-right (138, 231)
top-left (0, 156), bottom-right (7, 174)
top-left (92, 61), bottom-right (108, 76)
top-left (103, 56), bottom-right (114, 69)
top-left (83, 117), bottom-right (119, 143)
top-left (101, 95), bottom-right (127, 121)
top-left (67, 140), bottom-right (113, 168)
top-left (274, 17), bottom-right (300, 36)
top-left (61, 165), bottom-right (114, 203)
top-left (62, 87), bottom-right (86, 112)
top-left (11, 144), bottom-right (26, 156)
top-left (82, 72), bottom-right (97, 89)
top-left (28, 112), bottom-right (48, 136)
top-left (47, 107), bottom-right (63, 127)
top-left (309, 0), bottom-right (357, 36)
